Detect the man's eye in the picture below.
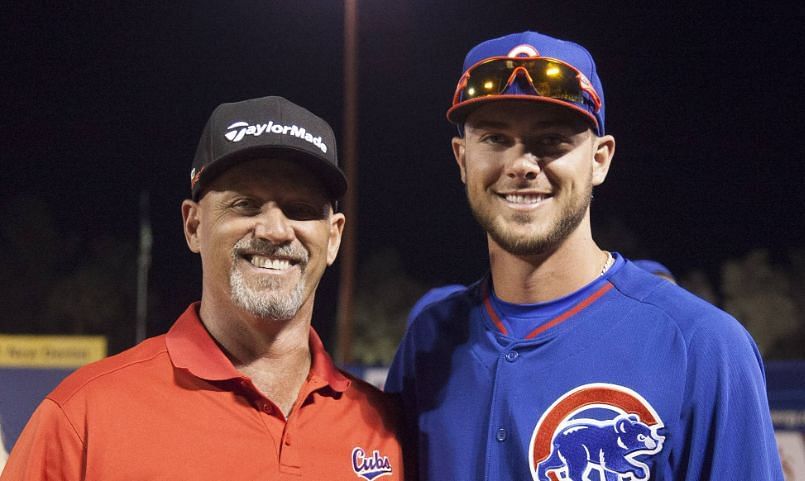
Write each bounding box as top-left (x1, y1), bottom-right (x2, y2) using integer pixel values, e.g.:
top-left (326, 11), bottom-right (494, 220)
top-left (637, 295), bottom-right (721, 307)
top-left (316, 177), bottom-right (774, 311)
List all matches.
top-left (284, 203), bottom-right (325, 221)
top-left (231, 199), bottom-right (260, 213)
top-left (537, 135), bottom-right (564, 146)
top-left (481, 134), bottom-right (507, 144)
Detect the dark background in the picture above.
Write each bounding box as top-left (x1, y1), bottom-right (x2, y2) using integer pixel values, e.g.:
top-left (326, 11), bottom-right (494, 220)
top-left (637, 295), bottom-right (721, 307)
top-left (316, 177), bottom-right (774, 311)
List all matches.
top-left (3, 2), bottom-right (804, 347)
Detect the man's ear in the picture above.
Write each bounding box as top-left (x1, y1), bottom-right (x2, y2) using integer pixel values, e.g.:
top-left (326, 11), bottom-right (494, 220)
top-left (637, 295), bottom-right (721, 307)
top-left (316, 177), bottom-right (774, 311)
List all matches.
top-left (592, 134), bottom-right (616, 186)
top-left (326, 212), bottom-right (346, 265)
top-left (452, 136), bottom-right (468, 184)
top-left (181, 199), bottom-right (202, 253)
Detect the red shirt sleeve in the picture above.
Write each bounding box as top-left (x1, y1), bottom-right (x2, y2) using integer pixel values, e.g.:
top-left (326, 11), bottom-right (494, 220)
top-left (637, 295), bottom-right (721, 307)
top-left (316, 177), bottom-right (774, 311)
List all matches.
top-left (1, 399), bottom-right (85, 481)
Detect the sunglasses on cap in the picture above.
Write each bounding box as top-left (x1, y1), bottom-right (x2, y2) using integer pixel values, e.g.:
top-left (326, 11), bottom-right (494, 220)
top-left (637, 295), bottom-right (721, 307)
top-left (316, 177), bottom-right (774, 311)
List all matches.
top-left (452, 56), bottom-right (602, 114)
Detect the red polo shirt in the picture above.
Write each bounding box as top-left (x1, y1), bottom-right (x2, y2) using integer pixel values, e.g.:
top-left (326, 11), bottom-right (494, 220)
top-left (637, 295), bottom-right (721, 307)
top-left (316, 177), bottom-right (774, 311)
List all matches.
top-left (2, 304), bottom-right (404, 481)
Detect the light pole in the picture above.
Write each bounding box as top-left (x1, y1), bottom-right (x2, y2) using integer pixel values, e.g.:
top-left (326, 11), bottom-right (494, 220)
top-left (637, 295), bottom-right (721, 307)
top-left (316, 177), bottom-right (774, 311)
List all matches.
top-left (335, 0), bottom-right (358, 365)
top-left (135, 190), bottom-right (152, 344)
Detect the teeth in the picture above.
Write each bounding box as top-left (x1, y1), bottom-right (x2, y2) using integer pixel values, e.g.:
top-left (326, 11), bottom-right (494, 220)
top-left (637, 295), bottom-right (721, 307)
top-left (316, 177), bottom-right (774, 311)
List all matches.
top-left (504, 194), bottom-right (546, 204)
top-left (249, 255), bottom-right (292, 270)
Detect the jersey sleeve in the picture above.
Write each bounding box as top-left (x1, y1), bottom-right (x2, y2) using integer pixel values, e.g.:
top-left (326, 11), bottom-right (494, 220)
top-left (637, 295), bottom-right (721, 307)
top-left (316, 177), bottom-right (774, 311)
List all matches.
top-left (1, 399), bottom-right (85, 481)
top-left (678, 318), bottom-right (783, 479)
top-left (385, 336), bottom-right (408, 395)
top-left (406, 285), bottom-right (465, 325)
top-left (386, 325), bottom-right (420, 481)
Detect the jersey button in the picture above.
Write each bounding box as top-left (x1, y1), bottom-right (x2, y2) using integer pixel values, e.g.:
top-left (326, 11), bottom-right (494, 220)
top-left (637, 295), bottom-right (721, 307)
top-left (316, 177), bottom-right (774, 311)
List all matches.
top-left (496, 428), bottom-right (507, 442)
top-left (504, 351), bottom-right (519, 362)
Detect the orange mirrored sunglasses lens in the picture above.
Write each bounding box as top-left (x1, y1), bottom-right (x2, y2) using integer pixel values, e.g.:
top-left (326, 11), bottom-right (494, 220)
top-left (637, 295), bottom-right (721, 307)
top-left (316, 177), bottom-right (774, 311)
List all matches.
top-left (461, 58), bottom-right (587, 105)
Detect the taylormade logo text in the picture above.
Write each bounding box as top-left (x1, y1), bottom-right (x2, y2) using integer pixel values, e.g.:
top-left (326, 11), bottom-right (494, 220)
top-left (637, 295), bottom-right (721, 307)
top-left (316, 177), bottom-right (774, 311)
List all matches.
top-left (224, 121), bottom-right (328, 154)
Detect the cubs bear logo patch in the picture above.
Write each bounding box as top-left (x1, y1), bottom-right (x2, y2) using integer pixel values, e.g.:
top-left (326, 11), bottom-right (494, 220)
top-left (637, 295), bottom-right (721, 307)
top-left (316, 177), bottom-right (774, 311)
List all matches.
top-left (529, 383), bottom-right (665, 481)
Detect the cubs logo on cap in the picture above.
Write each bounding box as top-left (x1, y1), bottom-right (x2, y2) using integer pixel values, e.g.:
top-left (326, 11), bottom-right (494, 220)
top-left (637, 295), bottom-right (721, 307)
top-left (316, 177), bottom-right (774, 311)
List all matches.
top-left (529, 383), bottom-right (665, 481)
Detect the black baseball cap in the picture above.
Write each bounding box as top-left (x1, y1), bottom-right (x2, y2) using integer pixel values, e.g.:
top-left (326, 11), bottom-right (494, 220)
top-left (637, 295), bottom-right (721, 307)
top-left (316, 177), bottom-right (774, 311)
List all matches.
top-left (190, 96), bottom-right (347, 201)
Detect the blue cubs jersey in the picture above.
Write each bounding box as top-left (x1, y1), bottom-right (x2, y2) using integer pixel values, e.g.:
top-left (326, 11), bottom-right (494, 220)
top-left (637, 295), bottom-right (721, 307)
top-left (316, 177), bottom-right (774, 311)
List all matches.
top-left (406, 284), bottom-right (466, 325)
top-left (386, 255), bottom-right (783, 480)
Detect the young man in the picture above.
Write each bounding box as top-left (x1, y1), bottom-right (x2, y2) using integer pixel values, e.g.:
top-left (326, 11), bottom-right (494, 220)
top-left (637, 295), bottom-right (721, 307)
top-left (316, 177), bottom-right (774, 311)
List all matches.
top-left (3, 96), bottom-right (404, 480)
top-left (386, 31), bottom-right (782, 480)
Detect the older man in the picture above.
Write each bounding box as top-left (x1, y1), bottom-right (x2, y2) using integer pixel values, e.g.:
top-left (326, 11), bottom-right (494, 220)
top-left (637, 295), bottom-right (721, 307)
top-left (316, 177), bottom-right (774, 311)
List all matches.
top-left (3, 96), bottom-right (404, 480)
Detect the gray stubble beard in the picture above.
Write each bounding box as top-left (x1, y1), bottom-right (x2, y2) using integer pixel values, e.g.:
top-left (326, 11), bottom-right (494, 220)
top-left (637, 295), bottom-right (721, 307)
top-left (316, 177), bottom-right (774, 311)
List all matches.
top-left (230, 268), bottom-right (306, 321)
top-left (228, 238), bottom-right (309, 321)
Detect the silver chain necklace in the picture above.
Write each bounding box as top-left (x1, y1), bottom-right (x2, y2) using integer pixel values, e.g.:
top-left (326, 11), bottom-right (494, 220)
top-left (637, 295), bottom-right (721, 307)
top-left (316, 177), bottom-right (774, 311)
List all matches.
top-left (600, 251), bottom-right (614, 276)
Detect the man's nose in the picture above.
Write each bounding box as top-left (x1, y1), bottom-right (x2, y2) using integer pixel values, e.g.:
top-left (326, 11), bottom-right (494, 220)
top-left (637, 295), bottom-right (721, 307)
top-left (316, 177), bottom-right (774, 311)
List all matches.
top-left (253, 206), bottom-right (295, 242)
top-left (505, 150), bottom-right (541, 181)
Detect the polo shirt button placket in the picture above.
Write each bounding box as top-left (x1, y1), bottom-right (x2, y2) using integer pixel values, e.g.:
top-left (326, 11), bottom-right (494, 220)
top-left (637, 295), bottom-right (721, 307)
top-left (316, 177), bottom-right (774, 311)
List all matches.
top-left (279, 427), bottom-right (301, 473)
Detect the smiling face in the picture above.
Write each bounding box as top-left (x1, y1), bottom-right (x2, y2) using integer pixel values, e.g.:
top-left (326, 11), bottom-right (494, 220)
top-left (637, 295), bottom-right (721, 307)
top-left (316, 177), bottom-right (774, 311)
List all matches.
top-left (453, 101), bottom-right (614, 257)
top-left (182, 157), bottom-right (344, 322)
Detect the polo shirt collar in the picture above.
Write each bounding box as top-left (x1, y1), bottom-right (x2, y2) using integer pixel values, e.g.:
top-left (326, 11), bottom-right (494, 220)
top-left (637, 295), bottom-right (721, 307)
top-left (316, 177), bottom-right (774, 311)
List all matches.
top-left (307, 325), bottom-right (351, 392)
top-left (166, 302), bottom-right (350, 392)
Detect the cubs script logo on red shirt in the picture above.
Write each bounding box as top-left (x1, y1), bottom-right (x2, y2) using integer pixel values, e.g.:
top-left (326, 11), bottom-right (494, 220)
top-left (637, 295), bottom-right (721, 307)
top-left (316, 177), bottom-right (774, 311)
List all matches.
top-left (351, 447), bottom-right (393, 480)
top-left (529, 383), bottom-right (665, 481)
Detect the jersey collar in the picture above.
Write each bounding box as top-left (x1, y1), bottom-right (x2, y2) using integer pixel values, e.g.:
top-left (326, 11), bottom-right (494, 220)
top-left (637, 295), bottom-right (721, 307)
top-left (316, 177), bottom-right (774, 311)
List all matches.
top-left (481, 273), bottom-right (615, 339)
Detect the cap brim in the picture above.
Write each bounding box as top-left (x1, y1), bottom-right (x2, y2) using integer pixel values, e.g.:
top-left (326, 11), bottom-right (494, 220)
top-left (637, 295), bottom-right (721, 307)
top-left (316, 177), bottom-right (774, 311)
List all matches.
top-left (446, 95), bottom-right (599, 133)
top-left (191, 145), bottom-right (347, 201)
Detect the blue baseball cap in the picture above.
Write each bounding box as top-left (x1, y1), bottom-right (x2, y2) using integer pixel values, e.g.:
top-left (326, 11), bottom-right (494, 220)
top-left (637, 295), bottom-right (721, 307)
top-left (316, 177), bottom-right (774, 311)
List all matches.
top-left (447, 31), bottom-right (606, 136)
